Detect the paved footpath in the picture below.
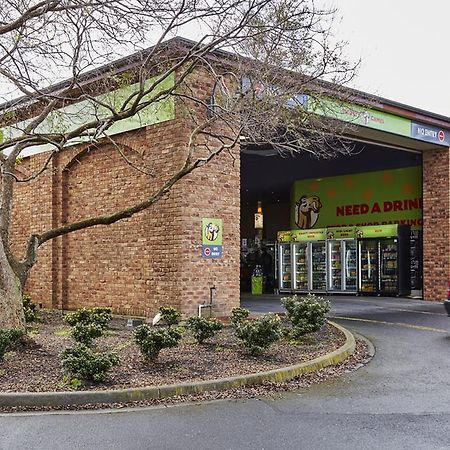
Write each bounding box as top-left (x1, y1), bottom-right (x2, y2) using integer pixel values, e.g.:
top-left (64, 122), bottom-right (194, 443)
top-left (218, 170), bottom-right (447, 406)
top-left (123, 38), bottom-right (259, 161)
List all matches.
top-left (2, 295), bottom-right (450, 450)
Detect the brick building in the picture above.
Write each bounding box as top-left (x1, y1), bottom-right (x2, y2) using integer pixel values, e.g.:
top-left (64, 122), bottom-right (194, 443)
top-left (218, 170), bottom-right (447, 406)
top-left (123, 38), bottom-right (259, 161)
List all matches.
top-left (4, 39), bottom-right (450, 317)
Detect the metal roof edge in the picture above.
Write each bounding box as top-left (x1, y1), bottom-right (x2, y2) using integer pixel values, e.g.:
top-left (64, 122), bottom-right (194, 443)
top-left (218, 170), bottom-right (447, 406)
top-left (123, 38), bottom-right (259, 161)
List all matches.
top-left (2, 36), bottom-right (449, 129)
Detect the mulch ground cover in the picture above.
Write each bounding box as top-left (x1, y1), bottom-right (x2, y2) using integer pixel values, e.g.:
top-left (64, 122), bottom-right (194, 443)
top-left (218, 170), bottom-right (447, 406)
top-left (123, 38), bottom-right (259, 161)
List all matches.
top-left (0, 311), bottom-right (347, 393)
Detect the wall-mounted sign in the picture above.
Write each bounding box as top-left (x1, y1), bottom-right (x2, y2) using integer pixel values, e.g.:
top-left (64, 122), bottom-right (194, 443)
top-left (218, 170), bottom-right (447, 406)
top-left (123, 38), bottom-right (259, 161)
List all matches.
top-left (277, 231), bottom-right (292, 242)
top-left (291, 167), bottom-right (423, 231)
top-left (326, 226), bottom-right (356, 240)
top-left (411, 121), bottom-right (450, 146)
top-left (0, 73), bottom-right (176, 157)
top-left (311, 97), bottom-right (412, 138)
top-left (254, 213), bottom-right (263, 229)
top-left (202, 218), bottom-right (223, 259)
top-left (355, 224), bottom-right (400, 239)
top-left (291, 228), bottom-right (327, 241)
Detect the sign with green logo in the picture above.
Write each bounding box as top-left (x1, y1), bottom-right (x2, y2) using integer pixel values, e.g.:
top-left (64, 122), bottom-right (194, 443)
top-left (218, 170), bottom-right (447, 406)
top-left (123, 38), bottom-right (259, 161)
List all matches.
top-left (277, 231), bottom-right (292, 242)
top-left (202, 218), bottom-right (223, 258)
top-left (355, 224), bottom-right (399, 238)
top-left (326, 226), bottom-right (356, 239)
top-left (291, 228), bottom-right (327, 241)
top-left (310, 97), bottom-right (412, 138)
top-left (0, 72), bottom-right (175, 156)
top-left (291, 167), bottom-right (422, 230)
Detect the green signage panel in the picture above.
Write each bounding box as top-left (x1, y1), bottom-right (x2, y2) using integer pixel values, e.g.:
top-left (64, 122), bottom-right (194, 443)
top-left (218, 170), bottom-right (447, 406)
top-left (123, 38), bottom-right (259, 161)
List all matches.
top-left (326, 226), bottom-right (356, 239)
top-left (291, 228), bottom-right (327, 241)
top-left (1, 72), bottom-right (176, 156)
top-left (277, 231), bottom-right (292, 242)
top-left (355, 224), bottom-right (399, 238)
top-left (310, 97), bottom-right (412, 138)
top-left (202, 218), bottom-right (223, 245)
top-left (291, 167), bottom-right (423, 230)
top-left (202, 218), bottom-right (223, 258)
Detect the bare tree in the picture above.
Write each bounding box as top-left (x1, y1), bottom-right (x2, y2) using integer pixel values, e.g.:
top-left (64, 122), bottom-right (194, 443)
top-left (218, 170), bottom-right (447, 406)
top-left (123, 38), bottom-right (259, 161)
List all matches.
top-left (0, 0), bottom-right (357, 329)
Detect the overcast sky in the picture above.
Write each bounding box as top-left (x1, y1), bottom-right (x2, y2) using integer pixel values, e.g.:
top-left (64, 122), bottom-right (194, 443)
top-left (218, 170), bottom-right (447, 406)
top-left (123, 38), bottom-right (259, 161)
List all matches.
top-left (2, 1), bottom-right (448, 119)
top-left (325, 0), bottom-right (450, 117)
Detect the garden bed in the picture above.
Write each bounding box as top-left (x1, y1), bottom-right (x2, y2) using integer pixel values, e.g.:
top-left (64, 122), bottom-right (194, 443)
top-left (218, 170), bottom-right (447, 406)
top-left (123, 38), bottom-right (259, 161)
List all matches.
top-left (0, 311), bottom-right (346, 393)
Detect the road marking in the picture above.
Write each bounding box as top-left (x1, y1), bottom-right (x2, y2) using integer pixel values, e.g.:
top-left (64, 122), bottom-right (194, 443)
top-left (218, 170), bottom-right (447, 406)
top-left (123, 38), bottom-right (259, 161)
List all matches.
top-left (329, 297), bottom-right (445, 316)
top-left (377, 307), bottom-right (444, 317)
top-left (330, 316), bottom-right (449, 333)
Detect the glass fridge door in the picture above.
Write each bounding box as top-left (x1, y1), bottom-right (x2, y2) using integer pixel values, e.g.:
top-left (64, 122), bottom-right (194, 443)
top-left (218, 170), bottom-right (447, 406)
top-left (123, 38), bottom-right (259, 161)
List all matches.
top-left (293, 242), bottom-right (308, 291)
top-left (359, 240), bottom-right (378, 293)
top-left (328, 241), bottom-right (342, 291)
top-left (343, 240), bottom-right (357, 292)
top-left (380, 238), bottom-right (398, 294)
top-left (279, 243), bottom-right (292, 290)
top-left (311, 242), bottom-right (326, 291)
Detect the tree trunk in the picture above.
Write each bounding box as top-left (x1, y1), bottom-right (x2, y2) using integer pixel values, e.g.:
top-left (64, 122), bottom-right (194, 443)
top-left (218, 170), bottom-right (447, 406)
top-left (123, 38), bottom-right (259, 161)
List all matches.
top-left (0, 241), bottom-right (25, 330)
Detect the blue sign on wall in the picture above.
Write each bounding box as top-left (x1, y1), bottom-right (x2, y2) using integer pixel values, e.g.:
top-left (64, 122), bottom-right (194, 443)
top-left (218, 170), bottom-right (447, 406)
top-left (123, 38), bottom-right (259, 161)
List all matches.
top-left (411, 121), bottom-right (450, 146)
top-left (202, 245), bottom-right (223, 259)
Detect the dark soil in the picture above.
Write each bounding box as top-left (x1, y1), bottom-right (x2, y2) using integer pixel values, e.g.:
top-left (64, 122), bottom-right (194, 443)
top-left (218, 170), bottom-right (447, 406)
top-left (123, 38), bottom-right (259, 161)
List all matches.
top-left (0, 311), bottom-right (347, 393)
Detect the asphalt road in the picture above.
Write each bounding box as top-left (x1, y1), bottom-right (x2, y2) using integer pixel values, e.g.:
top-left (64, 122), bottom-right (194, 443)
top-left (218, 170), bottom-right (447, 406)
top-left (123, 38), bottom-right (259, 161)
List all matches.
top-left (2, 295), bottom-right (450, 450)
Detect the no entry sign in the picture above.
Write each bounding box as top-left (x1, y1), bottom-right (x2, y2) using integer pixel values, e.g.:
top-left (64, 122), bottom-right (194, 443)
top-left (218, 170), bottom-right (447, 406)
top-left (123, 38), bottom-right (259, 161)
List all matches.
top-left (202, 218), bottom-right (223, 259)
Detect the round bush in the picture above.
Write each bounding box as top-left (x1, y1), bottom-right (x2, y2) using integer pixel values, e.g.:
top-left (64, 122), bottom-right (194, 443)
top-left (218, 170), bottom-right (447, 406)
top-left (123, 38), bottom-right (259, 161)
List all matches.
top-left (186, 316), bottom-right (223, 344)
top-left (234, 314), bottom-right (282, 356)
top-left (134, 324), bottom-right (183, 361)
top-left (281, 294), bottom-right (330, 337)
top-left (61, 344), bottom-right (119, 382)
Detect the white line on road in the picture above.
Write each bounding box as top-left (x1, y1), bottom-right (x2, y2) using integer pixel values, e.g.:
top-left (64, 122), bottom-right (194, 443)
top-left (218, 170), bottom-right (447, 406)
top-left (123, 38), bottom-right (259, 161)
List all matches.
top-left (330, 316), bottom-right (449, 333)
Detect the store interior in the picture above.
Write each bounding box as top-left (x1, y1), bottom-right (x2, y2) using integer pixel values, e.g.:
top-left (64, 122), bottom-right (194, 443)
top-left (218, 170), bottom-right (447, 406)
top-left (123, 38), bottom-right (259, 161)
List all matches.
top-left (240, 140), bottom-right (423, 293)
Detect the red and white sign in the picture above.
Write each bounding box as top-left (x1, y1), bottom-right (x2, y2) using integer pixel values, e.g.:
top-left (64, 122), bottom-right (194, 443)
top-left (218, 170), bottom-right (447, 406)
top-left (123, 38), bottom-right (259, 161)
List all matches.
top-left (438, 130), bottom-right (445, 142)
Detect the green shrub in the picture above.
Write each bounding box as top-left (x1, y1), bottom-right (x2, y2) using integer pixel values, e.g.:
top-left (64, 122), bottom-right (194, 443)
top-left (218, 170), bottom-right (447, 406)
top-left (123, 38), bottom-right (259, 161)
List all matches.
top-left (186, 316), bottom-right (223, 344)
top-left (234, 314), bottom-right (282, 356)
top-left (23, 294), bottom-right (40, 323)
top-left (281, 294), bottom-right (330, 337)
top-left (0, 329), bottom-right (24, 361)
top-left (64, 307), bottom-right (112, 329)
top-left (70, 323), bottom-right (104, 346)
top-left (61, 344), bottom-right (119, 382)
top-left (64, 307), bottom-right (113, 345)
top-left (134, 324), bottom-right (183, 361)
top-left (159, 306), bottom-right (181, 327)
top-left (230, 307), bottom-right (250, 327)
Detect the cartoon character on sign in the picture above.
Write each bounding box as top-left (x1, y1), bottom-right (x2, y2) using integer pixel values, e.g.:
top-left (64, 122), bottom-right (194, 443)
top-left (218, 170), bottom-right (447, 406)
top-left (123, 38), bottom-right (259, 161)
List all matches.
top-left (205, 223), bottom-right (220, 242)
top-left (295, 195), bottom-right (322, 229)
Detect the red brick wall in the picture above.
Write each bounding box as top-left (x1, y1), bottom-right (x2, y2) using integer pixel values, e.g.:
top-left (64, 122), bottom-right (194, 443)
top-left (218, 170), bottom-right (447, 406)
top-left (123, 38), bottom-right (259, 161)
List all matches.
top-left (11, 154), bottom-right (53, 307)
top-left (177, 147), bottom-right (240, 317)
top-left (10, 69), bottom-right (241, 318)
top-left (423, 148), bottom-right (450, 301)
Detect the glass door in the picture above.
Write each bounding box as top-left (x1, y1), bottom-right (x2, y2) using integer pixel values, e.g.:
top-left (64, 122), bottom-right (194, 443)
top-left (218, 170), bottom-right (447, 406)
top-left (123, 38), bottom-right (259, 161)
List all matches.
top-left (311, 242), bottom-right (326, 291)
top-left (279, 243), bottom-right (292, 290)
top-left (328, 241), bottom-right (342, 291)
top-left (358, 240), bottom-right (378, 293)
top-left (293, 242), bottom-right (308, 291)
top-left (343, 240), bottom-right (357, 292)
top-left (380, 238), bottom-right (398, 294)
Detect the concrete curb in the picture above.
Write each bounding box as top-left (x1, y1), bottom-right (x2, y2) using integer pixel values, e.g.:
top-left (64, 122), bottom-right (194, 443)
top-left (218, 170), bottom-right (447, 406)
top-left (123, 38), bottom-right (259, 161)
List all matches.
top-left (0, 321), bottom-right (356, 408)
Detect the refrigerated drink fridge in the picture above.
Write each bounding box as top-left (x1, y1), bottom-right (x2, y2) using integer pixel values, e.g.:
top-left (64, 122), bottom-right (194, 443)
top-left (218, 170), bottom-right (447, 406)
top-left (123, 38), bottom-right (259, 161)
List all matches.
top-left (358, 239), bottom-right (378, 294)
top-left (277, 231), bottom-right (293, 293)
top-left (277, 229), bottom-right (327, 293)
top-left (293, 241), bottom-right (308, 291)
top-left (357, 224), bottom-right (411, 296)
top-left (292, 229), bottom-right (327, 293)
top-left (326, 227), bottom-right (357, 293)
top-left (311, 241), bottom-right (326, 292)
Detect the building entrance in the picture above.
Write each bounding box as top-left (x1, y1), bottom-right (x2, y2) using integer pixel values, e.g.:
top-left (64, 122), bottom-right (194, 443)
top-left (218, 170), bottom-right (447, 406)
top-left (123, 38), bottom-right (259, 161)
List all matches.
top-left (240, 141), bottom-right (423, 298)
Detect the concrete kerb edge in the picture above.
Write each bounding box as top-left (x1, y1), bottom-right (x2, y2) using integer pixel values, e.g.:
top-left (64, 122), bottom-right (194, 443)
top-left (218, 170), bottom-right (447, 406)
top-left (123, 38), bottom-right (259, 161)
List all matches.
top-left (0, 321), bottom-right (356, 408)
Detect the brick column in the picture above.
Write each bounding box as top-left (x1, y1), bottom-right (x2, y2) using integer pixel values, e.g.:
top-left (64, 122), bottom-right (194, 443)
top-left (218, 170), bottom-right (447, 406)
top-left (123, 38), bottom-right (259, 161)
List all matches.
top-left (178, 146), bottom-right (241, 317)
top-left (423, 148), bottom-right (450, 301)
